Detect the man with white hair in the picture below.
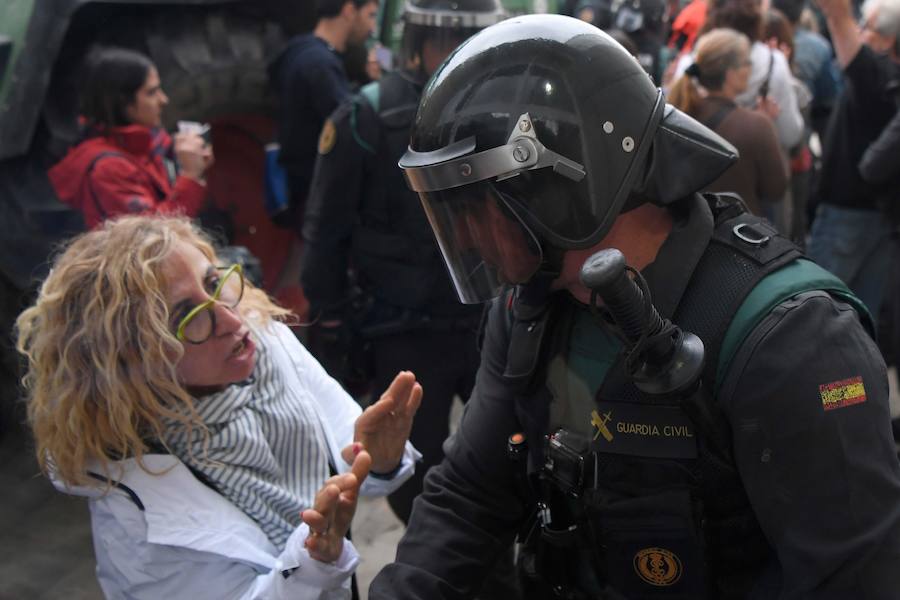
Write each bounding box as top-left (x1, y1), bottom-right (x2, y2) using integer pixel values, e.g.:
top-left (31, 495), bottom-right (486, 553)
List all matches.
top-left (806, 0), bottom-right (900, 325)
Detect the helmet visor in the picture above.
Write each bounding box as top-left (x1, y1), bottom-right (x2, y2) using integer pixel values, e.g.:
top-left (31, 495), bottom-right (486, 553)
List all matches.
top-left (419, 181), bottom-right (543, 304)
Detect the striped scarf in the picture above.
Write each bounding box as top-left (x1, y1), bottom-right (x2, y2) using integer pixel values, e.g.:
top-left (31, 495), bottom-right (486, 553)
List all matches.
top-left (162, 324), bottom-right (331, 551)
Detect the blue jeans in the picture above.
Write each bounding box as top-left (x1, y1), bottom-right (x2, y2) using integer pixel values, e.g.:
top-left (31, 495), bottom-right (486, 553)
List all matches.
top-left (806, 203), bottom-right (893, 324)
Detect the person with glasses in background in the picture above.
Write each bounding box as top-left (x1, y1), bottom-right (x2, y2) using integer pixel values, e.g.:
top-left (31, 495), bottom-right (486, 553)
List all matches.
top-left (15, 215), bottom-right (422, 600)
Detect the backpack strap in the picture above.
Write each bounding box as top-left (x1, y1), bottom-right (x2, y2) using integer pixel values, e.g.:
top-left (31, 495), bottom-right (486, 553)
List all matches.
top-left (700, 101), bottom-right (736, 131)
top-left (673, 193), bottom-right (803, 393)
top-left (759, 47), bottom-right (775, 99)
top-left (716, 258), bottom-right (872, 393)
top-left (359, 80), bottom-right (380, 113)
top-left (85, 150), bottom-right (127, 221)
top-left (350, 87), bottom-right (378, 155)
top-left (86, 471), bottom-right (146, 511)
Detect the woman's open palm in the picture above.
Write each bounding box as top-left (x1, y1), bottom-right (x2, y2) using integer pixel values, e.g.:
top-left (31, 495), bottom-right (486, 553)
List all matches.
top-left (349, 371), bottom-right (422, 474)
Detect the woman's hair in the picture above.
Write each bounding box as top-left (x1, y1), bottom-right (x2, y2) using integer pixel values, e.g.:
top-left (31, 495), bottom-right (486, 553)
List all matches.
top-left (702, 0), bottom-right (764, 41)
top-left (668, 28), bottom-right (751, 116)
top-left (765, 8), bottom-right (795, 66)
top-left (16, 216), bottom-right (291, 487)
top-left (80, 47), bottom-right (154, 130)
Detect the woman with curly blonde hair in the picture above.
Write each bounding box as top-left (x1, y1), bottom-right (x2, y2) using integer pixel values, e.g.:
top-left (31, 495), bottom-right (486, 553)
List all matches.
top-left (16, 215), bottom-right (422, 600)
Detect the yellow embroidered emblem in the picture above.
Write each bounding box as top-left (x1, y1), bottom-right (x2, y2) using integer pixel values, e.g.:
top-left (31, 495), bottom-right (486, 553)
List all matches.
top-left (634, 547), bottom-right (682, 587)
top-left (318, 119), bottom-right (337, 155)
top-left (820, 375), bottom-right (867, 411)
top-left (591, 409), bottom-right (614, 442)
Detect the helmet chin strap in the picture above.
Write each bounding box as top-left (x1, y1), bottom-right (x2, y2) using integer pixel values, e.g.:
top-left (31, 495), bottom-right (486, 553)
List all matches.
top-left (515, 240), bottom-right (564, 307)
top-left (540, 244), bottom-right (565, 281)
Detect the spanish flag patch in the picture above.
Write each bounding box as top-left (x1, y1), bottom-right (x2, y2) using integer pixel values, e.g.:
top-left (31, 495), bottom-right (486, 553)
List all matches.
top-left (820, 376), bottom-right (867, 411)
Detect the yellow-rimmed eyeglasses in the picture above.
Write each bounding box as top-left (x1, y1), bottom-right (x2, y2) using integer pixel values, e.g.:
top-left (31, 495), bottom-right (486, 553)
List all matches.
top-left (175, 263), bottom-right (245, 344)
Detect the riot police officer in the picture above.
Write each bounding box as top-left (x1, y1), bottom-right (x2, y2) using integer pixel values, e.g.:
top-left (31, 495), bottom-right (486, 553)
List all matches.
top-left (300, 0), bottom-right (506, 524)
top-left (369, 15), bottom-right (900, 599)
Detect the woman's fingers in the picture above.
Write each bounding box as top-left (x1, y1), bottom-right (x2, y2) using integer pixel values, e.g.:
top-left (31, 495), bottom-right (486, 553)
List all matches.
top-left (349, 449), bottom-right (372, 485)
top-left (356, 372), bottom-right (419, 427)
top-left (404, 382), bottom-right (423, 418)
top-left (372, 371), bottom-right (422, 420)
top-left (359, 394), bottom-right (394, 427)
top-left (381, 371), bottom-right (416, 407)
top-left (340, 441), bottom-right (365, 466)
top-left (303, 483), bottom-right (340, 532)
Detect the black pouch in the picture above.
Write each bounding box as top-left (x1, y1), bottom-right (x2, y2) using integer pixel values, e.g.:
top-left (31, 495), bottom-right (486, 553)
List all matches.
top-left (594, 490), bottom-right (706, 599)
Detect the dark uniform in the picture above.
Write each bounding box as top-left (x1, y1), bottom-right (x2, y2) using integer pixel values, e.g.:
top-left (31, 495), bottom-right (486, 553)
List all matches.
top-left (369, 15), bottom-right (900, 599)
top-left (372, 193), bottom-right (900, 599)
top-left (269, 33), bottom-right (351, 228)
top-left (300, 68), bottom-right (483, 522)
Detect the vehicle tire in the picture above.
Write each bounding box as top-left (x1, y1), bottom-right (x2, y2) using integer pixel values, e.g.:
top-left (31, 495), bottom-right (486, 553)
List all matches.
top-left (139, 8), bottom-right (287, 126)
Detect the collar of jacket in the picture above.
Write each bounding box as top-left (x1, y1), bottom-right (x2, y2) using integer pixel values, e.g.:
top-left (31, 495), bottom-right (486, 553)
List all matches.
top-left (93, 124), bottom-right (158, 157)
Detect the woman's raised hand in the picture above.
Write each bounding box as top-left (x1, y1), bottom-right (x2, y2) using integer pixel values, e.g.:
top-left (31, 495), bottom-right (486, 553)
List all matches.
top-left (347, 371), bottom-right (422, 475)
top-left (301, 449), bottom-right (371, 563)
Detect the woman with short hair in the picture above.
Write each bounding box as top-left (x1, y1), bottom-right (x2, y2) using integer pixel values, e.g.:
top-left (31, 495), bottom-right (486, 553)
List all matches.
top-left (16, 215), bottom-right (422, 599)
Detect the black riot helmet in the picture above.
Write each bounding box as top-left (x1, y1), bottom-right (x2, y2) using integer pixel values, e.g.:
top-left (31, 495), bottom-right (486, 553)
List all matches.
top-left (399, 14), bottom-right (737, 304)
top-left (399, 0), bottom-right (507, 70)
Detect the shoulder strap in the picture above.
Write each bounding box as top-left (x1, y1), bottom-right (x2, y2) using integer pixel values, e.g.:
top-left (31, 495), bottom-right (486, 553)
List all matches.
top-left (87, 471), bottom-right (145, 511)
top-left (359, 80), bottom-right (380, 113)
top-left (759, 48), bottom-right (775, 98)
top-left (673, 194), bottom-right (803, 392)
top-left (350, 89), bottom-right (378, 155)
top-left (716, 258), bottom-right (871, 391)
top-left (85, 150), bottom-right (127, 221)
top-left (701, 102), bottom-right (736, 131)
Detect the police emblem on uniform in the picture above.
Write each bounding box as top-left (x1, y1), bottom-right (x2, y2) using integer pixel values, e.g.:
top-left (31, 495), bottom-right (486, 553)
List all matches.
top-left (591, 409), bottom-right (613, 442)
top-left (318, 119), bottom-right (337, 155)
top-left (634, 547), bottom-right (682, 586)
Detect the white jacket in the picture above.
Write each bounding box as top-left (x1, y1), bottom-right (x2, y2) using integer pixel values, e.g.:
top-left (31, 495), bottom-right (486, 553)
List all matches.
top-left (55, 323), bottom-right (419, 599)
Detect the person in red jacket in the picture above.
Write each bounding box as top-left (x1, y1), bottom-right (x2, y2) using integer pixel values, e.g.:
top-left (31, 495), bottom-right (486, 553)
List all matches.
top-left (49, 47), bottom-right (213, 229)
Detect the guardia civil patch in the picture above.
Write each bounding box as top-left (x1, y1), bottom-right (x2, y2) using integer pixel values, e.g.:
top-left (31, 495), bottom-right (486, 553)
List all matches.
top-left (590, 401), bottom-right (697, 459)
top-left (318, 119), bottom-right (336, 155)
top-left (820, 376), bottom-right (867, 411)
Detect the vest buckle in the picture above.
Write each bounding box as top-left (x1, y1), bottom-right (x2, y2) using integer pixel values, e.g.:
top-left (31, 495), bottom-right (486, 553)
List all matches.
top-left (732, 223), bottom-right (771, 246)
